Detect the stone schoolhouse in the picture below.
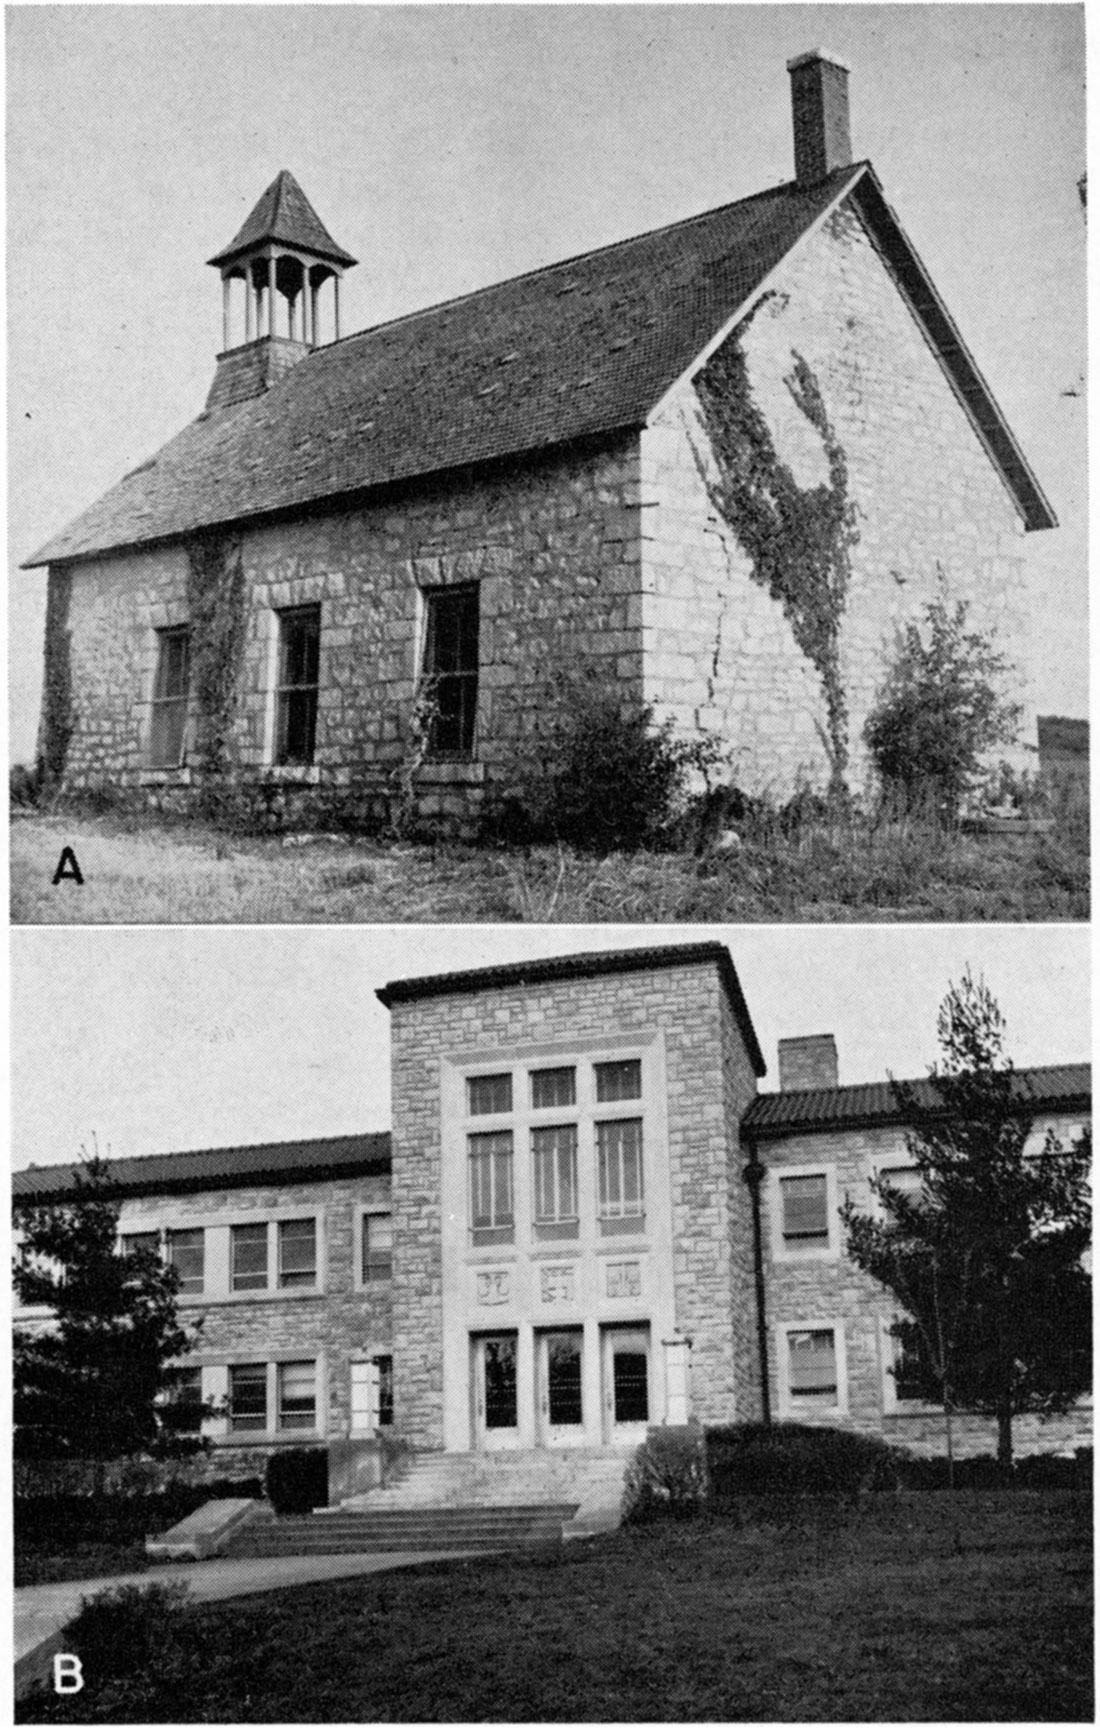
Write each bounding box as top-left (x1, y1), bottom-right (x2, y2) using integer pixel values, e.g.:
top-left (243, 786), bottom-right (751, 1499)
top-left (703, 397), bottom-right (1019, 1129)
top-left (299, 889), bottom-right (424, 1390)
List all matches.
top-left (25, 53), bottom-right (1054, 831)
top-left (13, 944), bottom-right (1090, 1504)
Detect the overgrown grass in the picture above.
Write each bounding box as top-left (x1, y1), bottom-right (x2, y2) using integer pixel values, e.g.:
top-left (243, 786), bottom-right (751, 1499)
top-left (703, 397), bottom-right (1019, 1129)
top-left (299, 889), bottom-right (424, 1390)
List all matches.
top-left (11, 799), bottom-right (1088, 923)
top-left (18, 1493), bottom-right (1091, 1722)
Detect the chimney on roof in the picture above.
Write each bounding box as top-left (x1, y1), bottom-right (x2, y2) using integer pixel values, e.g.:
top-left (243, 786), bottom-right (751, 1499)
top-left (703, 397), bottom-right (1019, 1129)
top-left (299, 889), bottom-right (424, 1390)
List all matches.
top-left (778, 1034), bottom-right (838, 1092)
top-left (787, 49), bottom-right (852, 186)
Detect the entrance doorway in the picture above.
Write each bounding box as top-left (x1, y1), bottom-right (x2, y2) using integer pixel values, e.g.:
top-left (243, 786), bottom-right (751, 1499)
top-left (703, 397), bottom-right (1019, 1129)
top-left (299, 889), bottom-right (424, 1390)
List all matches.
top-left (602, 1325), bottom-right (651, 1444)
top-left (536, 1329), bottom-right (584, 1445)
top-left (472, 1332), bottom-right (519, 1449)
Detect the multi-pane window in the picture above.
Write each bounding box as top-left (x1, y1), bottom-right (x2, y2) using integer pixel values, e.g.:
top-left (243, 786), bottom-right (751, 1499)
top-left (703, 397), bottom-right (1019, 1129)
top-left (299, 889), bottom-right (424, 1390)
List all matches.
top-left (361, 1213), bottom-right (393, 1282)
top-left (228, 1362), bottom-right (268, 1432)
top-left (780, 1174), bottom-right (830, 1250)
top-left (277, 1360), bottom-right (317, 1431)
top-left (275, 605), bottom-right (321, 765)
top-left (597, 1118), bottom-right (644, 1231)
top-left (119, 1231), bottom-right (160, 1259)
top-left (469, 1130), bottom-right (514, 1244)
top-left (230, 1223), bottom-right (269, 1292)
top-left (531, 1067), bottom-right (576, 1110)
top-left (277, 1218), bottom-right (317, 1288)
top-left (532, 1124), bottom-right (579, 1238)
top-left (350, 1356), bottom-right (393, 1432)
top-left (595, 1059), bottom-right (642, 1103)
top-left (787, 1328), bottom-right (838, 1402)
top-left (423, 583), bottom-right (479, 756)
top-left (468, 1072), bottom-right (512, 1116)
top-left (890, 1327), bottom-right (932, 1404)
top-left (150, 626), bottom-right (191, 767)
top-left (166, 1228), bottom-right (204, 1295)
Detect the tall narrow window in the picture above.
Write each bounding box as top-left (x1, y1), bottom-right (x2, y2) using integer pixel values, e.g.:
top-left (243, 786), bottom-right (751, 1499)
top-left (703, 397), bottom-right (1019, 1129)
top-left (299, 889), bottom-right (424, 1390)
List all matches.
top-left (787, 1328), bottom-right (838, 1402)
top-left (228, 1362), bottom-right (268, 1432)
top-left (278, 1218), bottom-right (317, 1288)
top-left (532, 1125), bottom-right (579, 1239)
top-left (231, 1222), bottom-right (269, 1292)
top-left (469, 1130), bottom-right (514, 1244)
top-left (165, 1228), bottom-right (204, 1295)
top-left (423, 583), bottom-right (479, 756)
top-left (597, 1119), bottom-right (645, 1232)
top-left (277, 1360), bottom-right (317, 1431)
top-left (361, 1213), bottom-right (393, 1282)
top-left (780, 1174), bottom-right (830, 1250)
top-left (150, 627), bottom-right (190, 767)
top-left (276, 605), bottom-right (321, 765)
top-left (376, 1354), bottom-right (394, 1427)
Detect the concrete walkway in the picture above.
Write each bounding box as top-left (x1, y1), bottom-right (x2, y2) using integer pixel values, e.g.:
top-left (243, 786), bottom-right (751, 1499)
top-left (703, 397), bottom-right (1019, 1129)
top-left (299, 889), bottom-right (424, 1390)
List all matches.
top-left (16, 1548), bottom-right (486, 1698)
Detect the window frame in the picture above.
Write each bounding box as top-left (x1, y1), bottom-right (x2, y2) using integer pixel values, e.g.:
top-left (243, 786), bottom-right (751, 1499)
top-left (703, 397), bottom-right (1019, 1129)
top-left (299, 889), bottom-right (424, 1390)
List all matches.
top-left (149, 624), bottom-right (191, 768)
top-left (220, 1357), bottom-right (325, 1441)
top-left (274, 603), bottom-right (322, 766)
top-left (770, 1163), bottom-right (839, 1262)
top-left (468, 1129), bottom-right (515, 1245)
top-left (350, 1355), bottom-right (394, 1433)
top-left (531, 1122), bottom-right (580, 1240)
top-left (421, 581), bottom-right (479, 759)
top-left (777, 1320), bottom-right (848, 1417)
top-left (276, 1217), bottom-right (318, 1290)
top-left (595, 1115), bottom-right (646, 1234)
top-left (359, 1211), bottom-right (394, 1285)
top-left (879, 1316), bottom-right (941, 1415)
top-left (165, 1226), bottom-right (206, 1296)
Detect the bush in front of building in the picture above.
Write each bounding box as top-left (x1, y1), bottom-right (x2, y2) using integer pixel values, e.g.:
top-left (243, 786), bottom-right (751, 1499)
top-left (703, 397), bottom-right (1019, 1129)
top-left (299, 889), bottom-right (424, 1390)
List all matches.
top-left (621, 1427), bottom-right (710, 1523)
top-left (705, 1423), bottom-right (900, 1500)
top-left (265, 1447), bottom-right (329, 1515)
top-left (894, 1448), bottom-right (1092, 1492)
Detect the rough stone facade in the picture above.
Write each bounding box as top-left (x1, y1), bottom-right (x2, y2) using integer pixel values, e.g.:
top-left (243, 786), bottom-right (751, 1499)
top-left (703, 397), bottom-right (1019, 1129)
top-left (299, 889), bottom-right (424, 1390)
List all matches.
top-left (758, 1112), bottom-right (1092, 1456)
top-left (641, 202), bottom-right (1032, 795)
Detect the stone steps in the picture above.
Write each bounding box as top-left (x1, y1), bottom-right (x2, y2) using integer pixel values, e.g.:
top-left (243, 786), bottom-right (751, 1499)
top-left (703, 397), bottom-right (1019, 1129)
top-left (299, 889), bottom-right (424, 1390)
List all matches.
top-left (338, 1446), bottom-right (633, 1534)
top-left (228, 1503), bottom-right (576, 1556)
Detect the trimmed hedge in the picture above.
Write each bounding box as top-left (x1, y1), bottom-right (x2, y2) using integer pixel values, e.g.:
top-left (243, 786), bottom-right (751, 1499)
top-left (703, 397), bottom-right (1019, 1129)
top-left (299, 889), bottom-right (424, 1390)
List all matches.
top-left (705, 1423), bottom-right (899, 1498)
top-left (15, 1481), bottom-right (264, 1545)
top-left (895, 1449), bottom-right (1092, 1492)
top-left (622, 1428), bottom-right (709, 1523)
top-left (265, 1447), bottom-right (328, 1515)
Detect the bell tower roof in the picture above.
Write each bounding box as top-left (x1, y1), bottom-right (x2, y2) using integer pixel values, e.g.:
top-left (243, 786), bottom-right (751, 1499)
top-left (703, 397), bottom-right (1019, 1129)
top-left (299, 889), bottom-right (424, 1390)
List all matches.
top-left (208, 170), bottom-right (357, 270)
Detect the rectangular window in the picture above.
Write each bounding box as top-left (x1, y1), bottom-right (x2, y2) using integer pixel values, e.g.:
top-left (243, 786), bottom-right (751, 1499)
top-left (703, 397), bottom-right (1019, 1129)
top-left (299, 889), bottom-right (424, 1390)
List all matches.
top-left (166, 1228), bottom-right (204, 1295)
top-left (277, 1218), bottom-right (317, 1288)
top-left (277, 1360), bottom-right (317, 1431)
top-left (595, 1059), bottom-right (642, 1103)
top-left (276, 605), bottom-right (321, 765)
top-left (229, 1362), bottom-right (268, 1432)
top-left (788, 1328), bottom-right (838, 1401)
top-left (361, 1213), bottom-right (393, 1282)
top-left (119, 1231), bottom-right (160, 1258)
top-left (161, 1366), bottom-right (204, 1435)
top-left (469, 1130), bottom-right (514, 1244)
top-left (531, 1067), bottom-right (576, 1110)
top-left (468, 1072), bottom-right (512, 1116)
top-left (150, 626), bottom-right (190, 767)
top-left (230, 1222), bottom-right (269, 1292)
top-left (780, 1174), bottom-right (830, 1248)
top-left (878, 1166), bottom-right (923, 1204)
top-left (376, 1354), bottom-right (394, 1427)
top-left (423, 583), bottom-right (479, 756)
top-left (532, 1124), bottom-right (579, 1239)
top-left (350, 1357), bottom-right (393, 1432)
top-left (597, 1118), bottom-right (644, 1231)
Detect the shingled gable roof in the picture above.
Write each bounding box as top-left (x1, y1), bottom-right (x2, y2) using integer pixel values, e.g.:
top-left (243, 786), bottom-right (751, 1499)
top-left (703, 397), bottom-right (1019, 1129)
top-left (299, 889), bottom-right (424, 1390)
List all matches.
top-left (12, 1132), bottom-right (392, 1204)
top-left (25, 159), bottom-right (1054, 570)
top-left (742, 1061), bottom-right (1091, 1140)
top-left (207, 169), bottom-right (357, 269)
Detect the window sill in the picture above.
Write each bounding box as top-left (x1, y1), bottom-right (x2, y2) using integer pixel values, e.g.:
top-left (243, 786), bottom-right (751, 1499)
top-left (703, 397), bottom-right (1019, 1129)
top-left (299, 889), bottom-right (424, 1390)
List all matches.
top-left (268, 763), bottom-right (321, 784)
top-left (214, 1430), bottom-right (323, 1447)
top-left (178, 1288), bottom-right (326, 1306)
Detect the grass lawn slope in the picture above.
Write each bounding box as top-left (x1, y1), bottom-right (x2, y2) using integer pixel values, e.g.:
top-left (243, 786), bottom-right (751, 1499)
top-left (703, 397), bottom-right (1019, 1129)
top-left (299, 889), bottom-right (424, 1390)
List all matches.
top-left (19, 1492), bottom-right (1092, 1723)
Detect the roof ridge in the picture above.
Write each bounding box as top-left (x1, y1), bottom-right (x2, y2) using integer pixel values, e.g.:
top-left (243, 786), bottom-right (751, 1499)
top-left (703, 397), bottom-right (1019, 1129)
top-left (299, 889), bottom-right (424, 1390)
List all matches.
top-left (15, 1129), bottom-right (387, 1178)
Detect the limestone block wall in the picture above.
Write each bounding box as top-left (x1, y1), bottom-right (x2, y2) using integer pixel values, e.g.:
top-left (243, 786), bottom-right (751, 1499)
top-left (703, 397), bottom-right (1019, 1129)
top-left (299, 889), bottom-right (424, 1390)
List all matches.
top-left (757, 1112), bottom-right (1090, 1456)
top-left (115, 1171), bottom-right (392, 1448)
top-left (387, 955), bottom-right (762, 1449)
top-left (640, 196), bottom-right (1034, 797)
top-left (52, 432), bottom-right (645, 826)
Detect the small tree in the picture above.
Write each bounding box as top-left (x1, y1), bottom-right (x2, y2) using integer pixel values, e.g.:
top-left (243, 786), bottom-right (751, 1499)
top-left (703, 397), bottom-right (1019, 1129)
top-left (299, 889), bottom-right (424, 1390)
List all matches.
top-left (841, 974), bottom-right (1091, 1473)
top-left (13, 1156), bottom-right (207, 1459)
top-left (863, 586), bottom-right (1021, 817)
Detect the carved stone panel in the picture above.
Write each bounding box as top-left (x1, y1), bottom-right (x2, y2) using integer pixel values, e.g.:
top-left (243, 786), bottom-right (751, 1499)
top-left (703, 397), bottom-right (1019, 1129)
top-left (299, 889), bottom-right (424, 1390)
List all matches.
top-left (475, 1269), bottom-right (511, 1306)
top-left (605, 1260), bottom-right (642, 1300)
top-left (539, 1264), bottom-right (576, 1305)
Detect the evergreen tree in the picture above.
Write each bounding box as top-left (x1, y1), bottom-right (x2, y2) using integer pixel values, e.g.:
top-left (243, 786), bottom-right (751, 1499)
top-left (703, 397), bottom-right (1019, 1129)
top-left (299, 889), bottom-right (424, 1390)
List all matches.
top-left (841, 974), bottom-right (1091, 1471)
top-left (13, 1156), bottom-right (206, 1459)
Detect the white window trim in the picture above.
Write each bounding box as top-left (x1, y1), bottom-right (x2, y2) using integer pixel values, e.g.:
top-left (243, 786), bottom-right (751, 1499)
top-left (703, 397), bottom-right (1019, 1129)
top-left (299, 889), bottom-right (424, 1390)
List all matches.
top-left (879, 1316), bottom-right (941, 1416)
top-left (355, 1208), bottom-right (394, 1291)
top-left (205, 1353), bottom-right (327, 1444)
top-left (350, 1354), bottom-right (393, 1434)
top-left (770, 1163), bottom-right (840, 1262)
top-left (112, 1208), bottom-right (327, 1304)
top-left (776, 1320), bottom-right (848, 1418)
top-left (868, 1156), bottom-right (923, 1221)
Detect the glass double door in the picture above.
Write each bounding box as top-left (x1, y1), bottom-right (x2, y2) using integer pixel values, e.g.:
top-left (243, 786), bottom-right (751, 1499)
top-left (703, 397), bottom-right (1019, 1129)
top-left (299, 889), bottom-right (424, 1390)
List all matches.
top-left (472, 1325), bottom-right (651, 1448)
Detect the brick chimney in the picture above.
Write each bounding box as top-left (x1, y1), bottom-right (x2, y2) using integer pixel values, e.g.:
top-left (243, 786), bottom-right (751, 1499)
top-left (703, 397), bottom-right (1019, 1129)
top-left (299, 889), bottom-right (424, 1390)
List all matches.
top-left (787, 49), bottom-right (852, 186)
top-left (778, 1034), bottom-right (838, 1092)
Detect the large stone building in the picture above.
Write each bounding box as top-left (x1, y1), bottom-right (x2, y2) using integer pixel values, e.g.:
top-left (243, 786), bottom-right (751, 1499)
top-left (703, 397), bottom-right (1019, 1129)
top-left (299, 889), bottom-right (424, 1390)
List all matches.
top-left (25, 54), bottom-right (1054, 831)
top-left (14, 944), bottom-right (1090, 1485)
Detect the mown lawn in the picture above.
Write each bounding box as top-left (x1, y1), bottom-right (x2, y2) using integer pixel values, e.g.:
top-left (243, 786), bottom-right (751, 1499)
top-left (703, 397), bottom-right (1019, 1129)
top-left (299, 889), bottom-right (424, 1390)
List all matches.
top-left (19, 1493), bottom-right (1092, 1722)
top-left (11, 809), bottom-right (1089, 923)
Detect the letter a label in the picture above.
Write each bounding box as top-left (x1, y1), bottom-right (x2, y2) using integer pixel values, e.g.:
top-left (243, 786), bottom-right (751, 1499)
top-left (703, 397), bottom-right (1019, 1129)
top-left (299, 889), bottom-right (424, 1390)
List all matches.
top-left (52, 846), bottom-right (84, 886)
top-left (54, 1653), bottom-right (84, 1693)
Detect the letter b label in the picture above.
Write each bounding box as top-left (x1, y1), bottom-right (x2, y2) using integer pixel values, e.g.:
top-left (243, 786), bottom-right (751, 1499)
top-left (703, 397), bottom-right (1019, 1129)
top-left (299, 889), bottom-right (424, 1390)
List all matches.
top-left (54, 1653), bottom-right (84, 1693)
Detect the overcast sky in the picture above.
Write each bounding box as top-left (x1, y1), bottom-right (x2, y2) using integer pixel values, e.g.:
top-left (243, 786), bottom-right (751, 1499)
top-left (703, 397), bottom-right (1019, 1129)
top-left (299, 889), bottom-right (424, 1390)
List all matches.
top-left (6, 4), bottom-right (1087, 763)
top-left (11, 923), bottom-right (1090, 1169)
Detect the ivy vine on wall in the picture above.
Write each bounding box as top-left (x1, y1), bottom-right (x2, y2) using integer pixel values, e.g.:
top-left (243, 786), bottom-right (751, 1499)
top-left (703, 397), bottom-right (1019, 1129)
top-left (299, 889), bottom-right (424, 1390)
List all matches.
top-left (693, 309), bottom-right (859, 788)
top-left (39, 565), bottom-right (74, 789)
top-left (184, 531), bottom-right (246, 777)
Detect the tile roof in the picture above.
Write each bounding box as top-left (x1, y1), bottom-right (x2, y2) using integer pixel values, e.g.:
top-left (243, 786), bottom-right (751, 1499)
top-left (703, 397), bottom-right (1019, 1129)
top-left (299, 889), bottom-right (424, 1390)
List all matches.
top-left (377, 942), bottom-right (766, 1077)
top-left (25, 159), bottom-right (1054, 570)
top-left (208, 170), bottom-right (357, 269)
top-left (12, 1132), bottom-right (391, 1204)
top-left (742, 1062), bottom-right (1091, 1139)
